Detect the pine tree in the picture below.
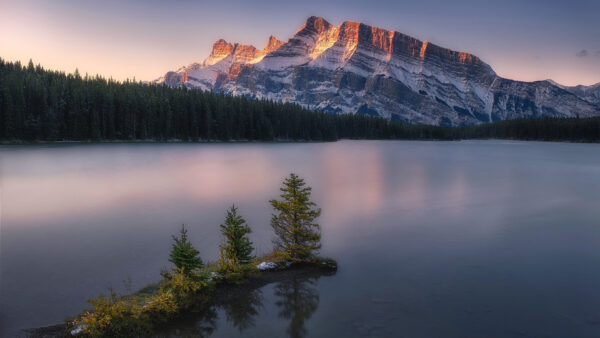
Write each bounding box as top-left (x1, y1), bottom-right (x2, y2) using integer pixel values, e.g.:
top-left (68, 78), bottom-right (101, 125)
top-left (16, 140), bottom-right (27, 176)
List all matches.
top-left (270, 173), bottom-right (322, 261)
top-left (169, 225), bottom-right (203, 274)
top-left (218, 205), bottom-right (254, 270)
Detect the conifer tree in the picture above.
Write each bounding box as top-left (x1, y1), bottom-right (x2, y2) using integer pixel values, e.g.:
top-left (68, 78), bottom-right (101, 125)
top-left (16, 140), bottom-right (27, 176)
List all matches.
top-left (270, 173), bottom-right (322, 260)
top-left (219, 205), bottom-right (254, 270)
top-left (169, 225), bottom-right (203, 274)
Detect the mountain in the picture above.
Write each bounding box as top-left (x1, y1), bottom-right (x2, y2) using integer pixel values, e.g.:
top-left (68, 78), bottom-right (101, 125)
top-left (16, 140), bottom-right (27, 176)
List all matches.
top-left (547, 80), bottom-right (600, 106)
top-left (153, 16), bottom-right (600, 126)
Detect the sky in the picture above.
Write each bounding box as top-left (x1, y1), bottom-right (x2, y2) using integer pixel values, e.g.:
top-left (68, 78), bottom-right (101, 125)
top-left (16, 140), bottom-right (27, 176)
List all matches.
top-left (1, 0), bottom-right (599, 86)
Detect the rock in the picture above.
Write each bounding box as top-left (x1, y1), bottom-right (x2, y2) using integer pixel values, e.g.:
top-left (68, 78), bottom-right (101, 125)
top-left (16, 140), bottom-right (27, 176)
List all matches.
top-left (316, 258), bottom-right (338, 270)
top-left (257, 261), bottom-right (278, 271)
top-left (206, 271), bottom-right (219, 282)
top-left (70, 325), bottom-right (85, 335)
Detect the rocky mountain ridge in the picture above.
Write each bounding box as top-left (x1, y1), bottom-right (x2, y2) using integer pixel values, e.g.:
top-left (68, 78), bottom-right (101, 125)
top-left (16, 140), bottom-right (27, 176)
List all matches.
top-left (153, 16), bottom-right (600, 126)
top-left (547, 80), bottom-right (600, 106)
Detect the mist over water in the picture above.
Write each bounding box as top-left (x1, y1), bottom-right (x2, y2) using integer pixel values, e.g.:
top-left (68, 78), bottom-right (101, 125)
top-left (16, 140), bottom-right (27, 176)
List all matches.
top-left (1, 140), bottom-right (600, 337)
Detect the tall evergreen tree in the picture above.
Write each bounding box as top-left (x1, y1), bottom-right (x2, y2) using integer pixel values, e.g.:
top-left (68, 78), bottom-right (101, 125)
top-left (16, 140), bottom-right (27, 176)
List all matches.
top-left (219, 205), bottom-right (254, 269)
top-left (270, 173), bottom-right (322, 260)
top-left (169, 225), bottom-right (203, 274)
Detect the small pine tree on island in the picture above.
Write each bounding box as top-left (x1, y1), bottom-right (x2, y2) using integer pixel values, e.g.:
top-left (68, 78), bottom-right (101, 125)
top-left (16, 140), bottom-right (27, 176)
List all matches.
top-left (169, 225), bottom-right (203, 274)
top-left (270, 173), bottom-right (322, 261)
top-left (218, 205), bottom-right (255, 271)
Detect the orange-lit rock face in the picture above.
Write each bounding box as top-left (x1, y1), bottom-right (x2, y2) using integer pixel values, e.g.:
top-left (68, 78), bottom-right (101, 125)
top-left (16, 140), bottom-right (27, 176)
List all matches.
top-left (200, 16), bottom-right (485, 77)
top-left (309, 26), bottom-right (339, 59)
top-left (203, 16), bottom-right (482, 71)
top-left (370, 26), bottom-right (394, 58)
top-left (227, 63), bottom-right (244, 79)
top-left (302, 18), bottom-right (483, 67)
top-left (181, 71), bottom-right (188, 83)
top-left (231, 44), bottom-right (261, 63)
top-left (204, 39), bottom-right (235, 66)
top-left (338, 21), bottom-right (360, 61)
top-left (458, 52), bottom-right (474, 64)
top-left (308, 16), bottom-right (333, 35)
top-left (419, 41), bottom-right (429, 60)
top-left (264, 35), bottom-right (284, 53)
top-left (204, 36), bottom-right (285, 66)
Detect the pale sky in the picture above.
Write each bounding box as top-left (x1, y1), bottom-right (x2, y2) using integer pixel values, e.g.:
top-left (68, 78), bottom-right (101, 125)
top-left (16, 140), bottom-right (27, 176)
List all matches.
top-left (1, 0), bottom-right (599, 86)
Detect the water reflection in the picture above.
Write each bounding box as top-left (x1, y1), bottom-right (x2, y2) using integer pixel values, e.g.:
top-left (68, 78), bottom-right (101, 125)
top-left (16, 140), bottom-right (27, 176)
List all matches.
top-left (162, 307), bottom-right (218, 338)
top-left (156, 267), bottom-right (335, 337)
top-left (274, 272), bottom-right (321, 338)
top-left (222, 288), bottom-right (263, 332)
top-left (4, 141), bottom-right (600, 337)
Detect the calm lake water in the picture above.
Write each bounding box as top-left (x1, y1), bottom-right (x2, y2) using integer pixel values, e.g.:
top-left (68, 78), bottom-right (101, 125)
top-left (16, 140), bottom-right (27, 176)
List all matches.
top-left (1, 140), bottom-right (600, 337)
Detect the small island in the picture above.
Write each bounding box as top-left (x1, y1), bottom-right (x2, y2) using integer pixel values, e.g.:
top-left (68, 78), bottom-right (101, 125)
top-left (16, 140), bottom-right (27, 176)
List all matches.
top-left (28, 173), bottom-right (336, 337)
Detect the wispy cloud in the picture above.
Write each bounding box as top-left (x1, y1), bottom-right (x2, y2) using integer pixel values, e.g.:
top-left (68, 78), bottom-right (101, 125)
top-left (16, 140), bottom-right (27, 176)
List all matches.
top-left (576, 49), bottom-right (589, 57)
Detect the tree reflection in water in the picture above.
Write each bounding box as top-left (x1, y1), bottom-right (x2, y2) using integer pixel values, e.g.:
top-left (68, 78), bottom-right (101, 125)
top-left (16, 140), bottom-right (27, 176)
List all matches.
top-left (274, 274), bottom-right (321, 338)
top-left (156, 305), bottom-right (218, 338)
top-left (222, 288), bottom-right (264, 331)
top-left (157, 267), bottom-right (335, 337)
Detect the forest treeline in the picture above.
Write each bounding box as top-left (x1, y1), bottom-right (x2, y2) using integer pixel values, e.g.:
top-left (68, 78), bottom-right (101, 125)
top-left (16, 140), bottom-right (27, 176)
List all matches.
top-left (1, 58), bottom-right (599, 143)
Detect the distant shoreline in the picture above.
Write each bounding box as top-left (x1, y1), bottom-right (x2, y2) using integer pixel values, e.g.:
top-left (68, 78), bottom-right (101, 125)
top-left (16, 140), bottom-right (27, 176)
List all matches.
top-left (0, 138), bottom-right (334, 145)
top-left (2, 137), bottom-right (599, 146)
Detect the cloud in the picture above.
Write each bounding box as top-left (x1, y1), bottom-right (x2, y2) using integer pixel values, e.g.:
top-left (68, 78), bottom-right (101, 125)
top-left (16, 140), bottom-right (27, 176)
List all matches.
top-left (576, 49), bottom-right (589, 57)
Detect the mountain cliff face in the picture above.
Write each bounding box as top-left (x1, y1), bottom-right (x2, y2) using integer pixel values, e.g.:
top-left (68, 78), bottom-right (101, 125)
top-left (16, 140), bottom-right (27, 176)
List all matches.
top-left (153, 16), bottom-right (600, 126)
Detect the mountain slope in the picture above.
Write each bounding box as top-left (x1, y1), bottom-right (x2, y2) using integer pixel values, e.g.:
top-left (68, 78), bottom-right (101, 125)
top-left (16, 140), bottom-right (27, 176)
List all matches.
top-left (547, 80), bottom-right (600, 106)
top-left (153, 16), bottom-right (600, 126)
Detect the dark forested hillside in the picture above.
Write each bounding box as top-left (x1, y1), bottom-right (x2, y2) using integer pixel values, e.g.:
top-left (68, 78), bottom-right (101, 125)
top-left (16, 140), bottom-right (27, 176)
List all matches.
top-left (0, 58), bottom-right (599, 143)
top-left (0, 58), bottom-right (405, 142)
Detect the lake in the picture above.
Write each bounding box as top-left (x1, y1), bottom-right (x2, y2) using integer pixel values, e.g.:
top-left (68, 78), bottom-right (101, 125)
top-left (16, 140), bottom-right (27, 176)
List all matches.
top-left (1, 140), bottom-right (600, 337)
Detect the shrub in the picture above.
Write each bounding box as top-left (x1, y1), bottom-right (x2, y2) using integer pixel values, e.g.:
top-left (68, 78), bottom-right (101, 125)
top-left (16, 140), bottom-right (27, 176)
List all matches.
top-left (141, 288), bottom-right (178, 323)
top-left (160, 268), bottom-right (210, 309)
top-left (74, 291), bottom-right (151, 337)
top-left (74, 269), bottom-right (211, 336)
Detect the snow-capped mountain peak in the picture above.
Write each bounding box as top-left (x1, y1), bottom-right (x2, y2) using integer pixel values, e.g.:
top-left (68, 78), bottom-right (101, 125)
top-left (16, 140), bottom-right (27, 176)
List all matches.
top-left (152, 16), bottom-right (599, 125)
